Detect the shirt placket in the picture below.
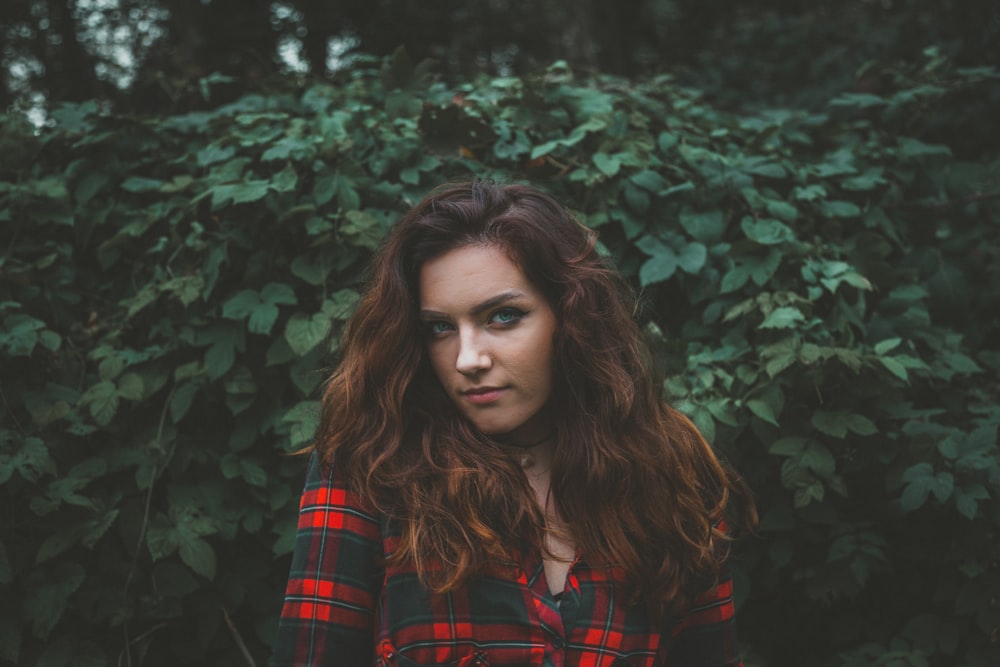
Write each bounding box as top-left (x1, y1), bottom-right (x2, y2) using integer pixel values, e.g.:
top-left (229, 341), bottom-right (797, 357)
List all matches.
top-left (524, 553), bottom-right (582, 667)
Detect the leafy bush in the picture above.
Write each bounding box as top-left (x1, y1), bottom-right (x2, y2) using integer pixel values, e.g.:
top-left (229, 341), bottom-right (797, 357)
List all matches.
top-left (2, 50), bottom-right (998, 666)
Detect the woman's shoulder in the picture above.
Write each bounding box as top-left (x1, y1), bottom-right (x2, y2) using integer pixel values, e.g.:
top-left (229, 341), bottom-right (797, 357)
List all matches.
top-left (298, 450), bottom-right (381, 517)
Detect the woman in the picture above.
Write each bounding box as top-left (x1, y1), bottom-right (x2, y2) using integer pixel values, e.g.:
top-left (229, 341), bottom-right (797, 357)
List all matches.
top-left (272, 181), bottom-right (754, 667)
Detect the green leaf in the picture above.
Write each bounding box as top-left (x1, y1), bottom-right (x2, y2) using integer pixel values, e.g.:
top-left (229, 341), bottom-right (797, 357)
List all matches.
top-left (769, 437), bottom-right (807, 457)
top-left (240, 459), bottom-right (268, 487)
top-left (248, 303), bottom-right (279, 334)
top-left (341, 210), bottom-right (382, 249)
top-left (793, 481), bottom-right (825, 509)
top-left (224, 366), bottom-right (257, 397)
top-left (313, 170), bottom-right (336, 205)
top-left (36, 509), bottom-right (118, 563)
top-left (284, 312), bottom-right (332, 356)
top-left (677, 243), bottom-right (707, 274)
top-left (639, 251), bottom-right (678, 286)
top-left (819, 200), bottom-right (862, 218)
top-left (793, 184), bottom-right (827, 201)
top-left (281, 401), bottom-right (320, 450)
top-left (291, 254), bottom-right (329, 285)
top-left (931, 472), bottom-right (954, 502)
top-left (623, 182), bottom-right (649, 212)
top-left (196, 143), bottom-right (237, 166)
top-left (801, 442), bottom-right (835, 479)
top-left (334, 173), bottom-right (361, 210)
top-left (942, 351), bottom-right (981, 374)
top-left (901, 476), bottom-right (933, 512)
top-left (937, 438), bottom-right (959, 460)
top-left (679, 208), bottom-right (726, 243)
top-left (955, 491), bottom-right (978, 520)
top-left (897, 137), bottom-right (952, 160)
top-left (900, 463), bottom-right (933, 511)
top-left (530, 139), bottom-right (563, 159)
top-left (170, 382), bottom-right (198, 422)
top-left (290, 353), bottom-right (324, 395)
top-left (178, 535), bottom-right (217, 580)
top-left (79, 381), bottom-right (119, 426)
top-left (812, 411), bottom-right (848, 438)
top-left (845, 414), bottom-right (877, 436)
top-left (1, 314), bottom-right (44, 356)
top-left (38, 330), bottom-right (62, 352)
top-left (741, 217), bottom-right (795, 245)
top-left (842, 169), bottom-right (885, 191)
top-left (744, 159), bottom-right (788, 179)
top-left (222, 289), bottom-right (261, 320)
top-left (630, 169), bottom-right (668, 192)
top-left (117, 373), bottom-right (144, 401)
top-left (759, 306), bottom-right (805, 330)
top-left (657, 131), bottom-right (678, 152)
top-left (220, 453), bottom-right (241, 479)
top-left (705, 398), bottom-right (740, 427)
top-left (748, 249), bottom-right (782, 286)
top-left (765, 200), bottom-right (799, 222)
top-left (828, 92), bottom-right (886, 109)
top-left (880, 357), bottom-right (909, 381)
top-left (902, 462), bottom-right (933, 483)
top-left (211, 180), bottom-right (270, 207)
top-left (0, 437), bottom-right (55, 483)
top-left (954, 485), bottom-right (989, 520)
top-left (223, 283), bottom-right (294, 334)
top-left (98, 355), bottom-right (125, 381)
top-left (874, 338), bottom-right (902, 355)
top-left (204, 340), bottom-right (235, 380)
top-left (747, 399), bottom-right (779, 426)
top-left (720, 265), bottom-right (750, 294)
top-left (25, 562), bottom-right (86, 638)
top-left (261, 282), bottom-right (297, 306)
top-left (121, 176), bottom-right (165, 193)
top-left (760, 337), bottom-right (799, 378)
top-left (73, 168), bottom-right (110, 204)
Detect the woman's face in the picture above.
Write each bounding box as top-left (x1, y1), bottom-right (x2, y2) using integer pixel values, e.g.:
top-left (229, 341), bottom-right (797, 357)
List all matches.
top-left (418, 243), bottom-right (558, 444)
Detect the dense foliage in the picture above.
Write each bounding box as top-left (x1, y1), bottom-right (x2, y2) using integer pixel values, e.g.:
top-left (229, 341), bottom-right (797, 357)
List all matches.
top-left (2, 49), bottom-right (999, 666)
top-left (4, 0), bottom-right (999, 113)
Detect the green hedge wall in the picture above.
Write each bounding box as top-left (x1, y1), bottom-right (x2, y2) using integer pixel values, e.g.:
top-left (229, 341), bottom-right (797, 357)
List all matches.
top-left (2, 51), bottom-right (999, 666)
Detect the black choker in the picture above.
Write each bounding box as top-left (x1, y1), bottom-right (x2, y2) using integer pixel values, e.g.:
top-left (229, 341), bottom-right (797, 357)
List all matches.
top-left (499, 433), bottom-right (554, 469)
top-left (501, 433), bottom-right (554, 450)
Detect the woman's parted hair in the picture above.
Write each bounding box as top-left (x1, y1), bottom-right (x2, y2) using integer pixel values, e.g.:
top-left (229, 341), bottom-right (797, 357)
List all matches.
top-left (316, 181), bottom-right (752, 618)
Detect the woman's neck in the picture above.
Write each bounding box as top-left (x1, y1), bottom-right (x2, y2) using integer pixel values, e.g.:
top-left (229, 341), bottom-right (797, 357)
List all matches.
top-left (499, 433), bottom-right (554, 471)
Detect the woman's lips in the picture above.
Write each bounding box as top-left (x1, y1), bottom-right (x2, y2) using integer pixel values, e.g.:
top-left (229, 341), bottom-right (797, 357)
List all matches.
top-left (462, 387), bottom-right (506, 404)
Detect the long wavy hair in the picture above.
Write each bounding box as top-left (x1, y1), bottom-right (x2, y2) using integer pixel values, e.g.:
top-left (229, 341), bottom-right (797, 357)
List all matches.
top-left (316, 181), bottom-right (753, 618)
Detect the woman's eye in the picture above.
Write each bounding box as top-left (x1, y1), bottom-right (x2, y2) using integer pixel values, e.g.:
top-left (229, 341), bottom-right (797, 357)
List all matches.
top-left (489, 308), bottom-right (525, 326)
top-left (426, 321), bottom-right (453, 336)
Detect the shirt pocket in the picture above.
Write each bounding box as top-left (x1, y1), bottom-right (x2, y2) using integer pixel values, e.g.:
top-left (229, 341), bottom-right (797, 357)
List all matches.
top-left (378, 640), bottom-right (490, 667)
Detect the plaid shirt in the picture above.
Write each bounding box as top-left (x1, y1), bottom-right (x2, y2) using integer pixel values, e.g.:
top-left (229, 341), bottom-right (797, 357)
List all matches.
top-left (272, 454), bottom-right (743, 667)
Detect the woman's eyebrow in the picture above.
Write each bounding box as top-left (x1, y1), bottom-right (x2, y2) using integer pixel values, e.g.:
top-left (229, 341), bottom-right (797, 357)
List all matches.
top-left (469, 291), bottom-right (525, 315)
top-left (419, 290), bottom-right (526, 319)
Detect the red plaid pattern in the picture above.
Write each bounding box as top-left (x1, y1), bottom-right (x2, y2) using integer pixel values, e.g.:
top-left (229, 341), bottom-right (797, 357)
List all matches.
top-left (272, 455), bottom-right (744, 667)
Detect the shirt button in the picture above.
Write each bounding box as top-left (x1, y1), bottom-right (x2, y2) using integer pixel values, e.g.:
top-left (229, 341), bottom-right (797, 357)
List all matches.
top-left (551, 636), bottom-right (565, 649)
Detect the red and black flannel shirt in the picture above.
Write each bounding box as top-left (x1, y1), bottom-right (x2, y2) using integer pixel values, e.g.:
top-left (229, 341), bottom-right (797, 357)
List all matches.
top-left (272, 454), bottom-right (743, 667)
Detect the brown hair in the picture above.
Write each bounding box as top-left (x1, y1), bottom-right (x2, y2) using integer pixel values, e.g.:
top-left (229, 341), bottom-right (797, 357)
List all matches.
top-left (316, 181), bottom-right (754, 617)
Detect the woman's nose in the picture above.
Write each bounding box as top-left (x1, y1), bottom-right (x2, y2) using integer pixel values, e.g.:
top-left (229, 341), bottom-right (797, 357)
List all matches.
top-left (455, 329), bottom-right (491, 375)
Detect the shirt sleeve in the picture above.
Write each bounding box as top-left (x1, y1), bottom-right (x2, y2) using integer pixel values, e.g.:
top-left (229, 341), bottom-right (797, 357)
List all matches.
top-left (270, 453), bottom-right (383, 667)
top-left (662, 564), bottom-right (742, 667)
